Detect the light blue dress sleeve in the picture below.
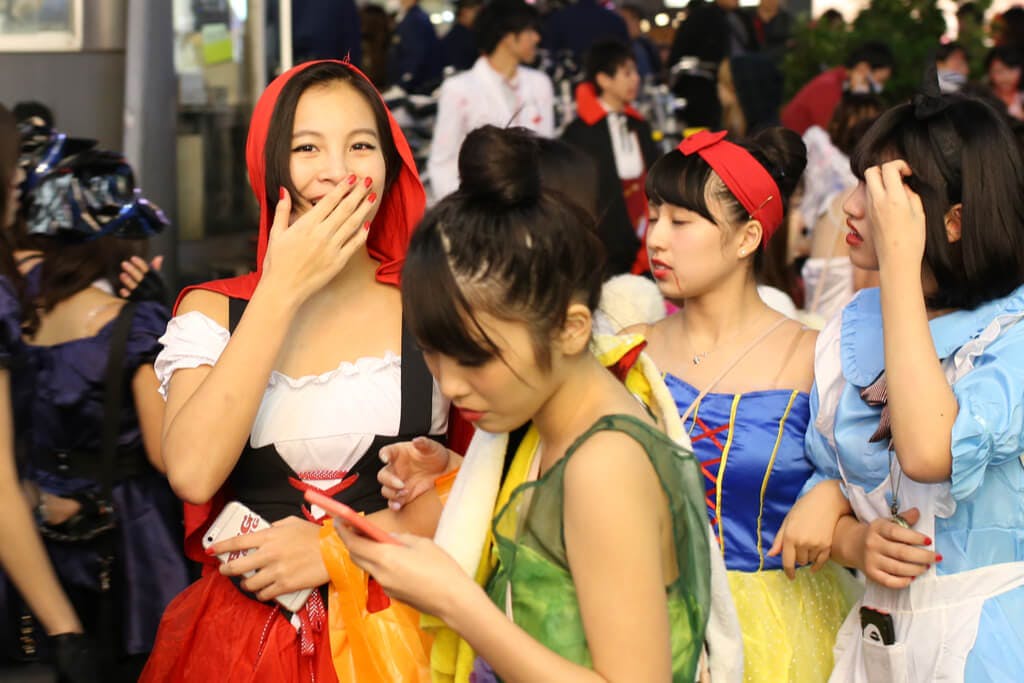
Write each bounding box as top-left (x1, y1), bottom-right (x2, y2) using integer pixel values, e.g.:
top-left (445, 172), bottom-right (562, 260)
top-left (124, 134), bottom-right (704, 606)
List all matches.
top-left (949, 326), bottom-right (1024, 501)
top-left (799, 381), bottom-right (843, 498)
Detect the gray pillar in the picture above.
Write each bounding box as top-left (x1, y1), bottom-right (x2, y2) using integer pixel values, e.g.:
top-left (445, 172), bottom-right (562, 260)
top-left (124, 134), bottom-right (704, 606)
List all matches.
top-left (123, 0), bottom-right (179, 288)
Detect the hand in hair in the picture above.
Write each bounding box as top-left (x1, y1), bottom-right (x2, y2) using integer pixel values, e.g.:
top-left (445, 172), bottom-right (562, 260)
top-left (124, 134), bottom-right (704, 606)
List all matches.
top-left (261, 178), bottom-right (375, 307)
top-left (119, 255), bottom-right (167, 302)
top-left (864, 160), bottom-right (927, 268)
top-left (378, 437), bottom-right (461, 511)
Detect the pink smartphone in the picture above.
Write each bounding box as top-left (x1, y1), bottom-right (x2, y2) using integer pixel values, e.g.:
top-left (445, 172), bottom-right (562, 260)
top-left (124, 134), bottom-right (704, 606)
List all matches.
top-left (304, 489), bottom-right (400, 545)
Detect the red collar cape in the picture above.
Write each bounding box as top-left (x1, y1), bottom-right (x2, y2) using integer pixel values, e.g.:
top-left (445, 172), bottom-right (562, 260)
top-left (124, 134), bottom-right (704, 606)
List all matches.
top-left (676, 129), bottom-right (784, 243)
top-left (575, 81), bottom-right (644, 126)
top-left (174, 59), bottom-right (425, 310)
top-left (175, 60), bottom-right (428, 566)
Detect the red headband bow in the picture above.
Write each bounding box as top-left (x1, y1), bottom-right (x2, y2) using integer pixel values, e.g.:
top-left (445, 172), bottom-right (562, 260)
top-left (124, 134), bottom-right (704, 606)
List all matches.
top-left (677, 130), bottom-right (784, 244)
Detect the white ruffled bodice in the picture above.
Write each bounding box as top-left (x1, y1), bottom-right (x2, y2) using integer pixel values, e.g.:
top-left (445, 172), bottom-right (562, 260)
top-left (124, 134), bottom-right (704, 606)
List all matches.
top-left (155, 311), bottom-right (449, 479)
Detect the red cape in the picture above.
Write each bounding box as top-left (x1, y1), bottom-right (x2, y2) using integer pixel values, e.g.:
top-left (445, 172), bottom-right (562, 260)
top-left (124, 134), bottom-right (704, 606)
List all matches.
top-left (174, 61), bottom-right (468, 566)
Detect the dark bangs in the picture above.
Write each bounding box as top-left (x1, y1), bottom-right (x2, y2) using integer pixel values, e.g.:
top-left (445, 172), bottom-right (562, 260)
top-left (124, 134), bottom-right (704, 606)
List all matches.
top-left (850, 96), bottom-right (1024, 310)
top-left (645, 150), bottom-right (716, 222)
top-left (264, 63), bottom-right (401, 216)
top-left (402, 217), bottom-right (503, 367)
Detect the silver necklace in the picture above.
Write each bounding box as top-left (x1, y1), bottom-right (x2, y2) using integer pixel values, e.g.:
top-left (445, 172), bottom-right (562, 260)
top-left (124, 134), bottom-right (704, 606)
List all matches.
top-left (680, 309), bottom-right (767, 366)
top-left (888, 448), bottom-right (910, 528)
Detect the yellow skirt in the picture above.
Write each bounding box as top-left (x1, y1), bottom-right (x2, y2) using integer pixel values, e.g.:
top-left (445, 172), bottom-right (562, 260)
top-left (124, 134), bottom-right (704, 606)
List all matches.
top-left (726, 562), bottom-right (862, 683)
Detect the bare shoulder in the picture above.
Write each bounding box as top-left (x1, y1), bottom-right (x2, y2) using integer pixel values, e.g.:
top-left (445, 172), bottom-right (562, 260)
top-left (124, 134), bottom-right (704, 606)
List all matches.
top-left (176, 289), bottom-right (230, 329)
top-left (633, 312), bottom-right (678, 362)
top-left (773, 318), bottom-right (817, 392)
top-left (563, 428), bottom-right (658, 496)
top-left (620, 322), bottom-right (651, 337)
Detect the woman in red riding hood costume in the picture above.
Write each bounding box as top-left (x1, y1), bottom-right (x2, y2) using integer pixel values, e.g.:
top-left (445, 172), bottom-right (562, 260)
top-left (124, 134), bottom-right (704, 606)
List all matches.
top-left (140, 60), bottom-right (467, 682)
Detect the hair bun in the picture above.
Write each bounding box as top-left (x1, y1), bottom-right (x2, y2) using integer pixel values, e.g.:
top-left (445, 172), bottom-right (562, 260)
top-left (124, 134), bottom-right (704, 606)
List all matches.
top-left (746, 127), bottom-right (807, 201)
top-left (457, 125), bottom-right (541, 207)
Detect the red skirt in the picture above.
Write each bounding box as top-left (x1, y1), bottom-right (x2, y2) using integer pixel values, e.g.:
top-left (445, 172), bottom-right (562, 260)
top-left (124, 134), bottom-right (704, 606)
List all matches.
top-left (140, 571), bottom-right (338, 683)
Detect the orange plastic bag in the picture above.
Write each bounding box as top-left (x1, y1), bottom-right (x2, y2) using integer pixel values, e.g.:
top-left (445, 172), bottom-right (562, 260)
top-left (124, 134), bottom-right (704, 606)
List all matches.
top-left (319, 522), bottom-right (434, 682)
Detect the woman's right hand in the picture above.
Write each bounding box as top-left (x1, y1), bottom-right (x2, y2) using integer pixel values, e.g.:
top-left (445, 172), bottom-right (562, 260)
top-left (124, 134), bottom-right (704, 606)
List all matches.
top-left (858, 508), bottom-right (938, 589)
top-left (260, 176), bottom-right (377, 307)
top-left (768, 479), bottom-right (850, 579)
top-left (378, 437), bottom-right (452, 511)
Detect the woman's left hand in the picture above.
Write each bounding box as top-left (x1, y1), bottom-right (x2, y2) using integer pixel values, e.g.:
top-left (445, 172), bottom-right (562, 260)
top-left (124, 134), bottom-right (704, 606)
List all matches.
top-left (211, 516), bottom-right (328, 601)
top-left (334, 520), bottom-right (479, 620)
top-left (863, 160), bottom-right (926, 268)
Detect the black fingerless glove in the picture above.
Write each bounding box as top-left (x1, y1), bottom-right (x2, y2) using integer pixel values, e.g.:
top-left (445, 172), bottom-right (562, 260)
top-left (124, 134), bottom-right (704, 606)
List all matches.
top-left (52, 633), bottom-right (99, 683)
top-left (126, 268), bottom-right (169, 305)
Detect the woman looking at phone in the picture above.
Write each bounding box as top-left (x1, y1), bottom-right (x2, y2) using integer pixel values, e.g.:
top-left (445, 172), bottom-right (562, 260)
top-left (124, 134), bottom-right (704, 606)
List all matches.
top-left (332, 125), bottom-right (712, 683)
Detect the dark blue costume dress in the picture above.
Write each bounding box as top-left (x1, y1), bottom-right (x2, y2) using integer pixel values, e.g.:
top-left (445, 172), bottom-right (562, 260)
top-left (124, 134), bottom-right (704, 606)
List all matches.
top-left (3, 268), bottom-right (188, 669)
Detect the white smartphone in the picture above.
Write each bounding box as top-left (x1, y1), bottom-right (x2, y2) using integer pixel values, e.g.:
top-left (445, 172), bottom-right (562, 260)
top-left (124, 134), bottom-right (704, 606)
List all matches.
top-left (202, 501), bottom-right (312, 613)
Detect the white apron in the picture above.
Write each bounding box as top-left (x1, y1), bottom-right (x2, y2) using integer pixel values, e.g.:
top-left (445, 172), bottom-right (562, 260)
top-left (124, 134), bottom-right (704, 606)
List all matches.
top-left (826, 314), bottom-right (1024, 682)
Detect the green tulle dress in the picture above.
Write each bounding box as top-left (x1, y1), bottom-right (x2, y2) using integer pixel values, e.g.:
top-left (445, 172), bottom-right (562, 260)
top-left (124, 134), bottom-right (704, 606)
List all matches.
top-left (476, 415), bottom-right (711, 682)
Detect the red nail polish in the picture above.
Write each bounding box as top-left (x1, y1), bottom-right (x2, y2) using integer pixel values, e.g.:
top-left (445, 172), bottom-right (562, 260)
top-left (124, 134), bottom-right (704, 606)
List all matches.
top-left (279, 187), bottom-right (286, 200)
top-left (363, 221), bottom-right (370, 231)
top-left (205, 547), bottom-right (217, 556)
top-left (924, 536), bottom-right (932, 545)
top-left (364, 177), bottom-right (373, 188)
top-left (347, 174), bottom-right (357, 185)
top-left (367, 192), bottom-right (377, 204)
top-left (935, 554), bottom-right (943, 563)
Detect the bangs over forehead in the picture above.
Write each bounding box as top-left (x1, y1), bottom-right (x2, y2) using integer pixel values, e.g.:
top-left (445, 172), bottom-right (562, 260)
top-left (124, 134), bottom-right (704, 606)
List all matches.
top-left (645, 150), bottom-right (718, 222)
top-left (402, 219), bottom-right (504, 367)
top-left (848, 101), bottom-right (965, 203)
top-left (849, 105), bottom-right (919, 179)
top-left (848, 94), bottom-right (1024, 310)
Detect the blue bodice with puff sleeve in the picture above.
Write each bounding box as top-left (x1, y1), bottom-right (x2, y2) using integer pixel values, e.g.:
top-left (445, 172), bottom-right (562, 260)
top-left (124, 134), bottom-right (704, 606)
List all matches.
top-left (665, 375), bottom-right (812, 572)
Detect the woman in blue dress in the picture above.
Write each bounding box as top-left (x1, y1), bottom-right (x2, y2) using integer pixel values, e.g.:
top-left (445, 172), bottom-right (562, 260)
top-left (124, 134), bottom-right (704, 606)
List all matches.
top-left (777, 84), bottom-right (1024, 680)
top-left (0, 109), bottom-right (105, 681)
top-left (8, 139), bottom-right (188, 681)
top-left (635, 127), bottom-right (859, 682)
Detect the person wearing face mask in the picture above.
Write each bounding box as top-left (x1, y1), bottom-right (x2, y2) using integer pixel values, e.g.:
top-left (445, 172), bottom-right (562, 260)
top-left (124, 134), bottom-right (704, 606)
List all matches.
top-left (561, 40), bottom-right (660, 278)
top-left (935, 42), bottom-right (969, 94)
top-left (781, 42), bottom-right (894, 136)
top-left (427, 0), bottom-right (554, 200)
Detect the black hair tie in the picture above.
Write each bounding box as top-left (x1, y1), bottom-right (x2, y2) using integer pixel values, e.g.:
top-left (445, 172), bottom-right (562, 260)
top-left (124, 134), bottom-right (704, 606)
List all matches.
top-left (912, 64), bottom-right (952, 120)
top-left (912, 63), bottom-right (962, 198)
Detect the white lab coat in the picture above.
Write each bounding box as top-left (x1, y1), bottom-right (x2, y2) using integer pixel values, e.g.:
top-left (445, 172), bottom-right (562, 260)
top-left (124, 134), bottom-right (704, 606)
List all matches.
top-left (427, 57), bottom-right (555, 199)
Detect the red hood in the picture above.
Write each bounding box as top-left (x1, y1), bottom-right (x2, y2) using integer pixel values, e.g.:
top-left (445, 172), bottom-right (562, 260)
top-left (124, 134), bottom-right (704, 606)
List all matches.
top-left (175, 60), bottom-right (427, 567)
top-left (174, 59), bottom-right (425, 309)
top-left (575, 81), bottom-right (644, 126)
